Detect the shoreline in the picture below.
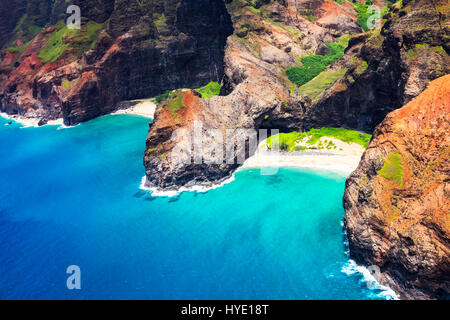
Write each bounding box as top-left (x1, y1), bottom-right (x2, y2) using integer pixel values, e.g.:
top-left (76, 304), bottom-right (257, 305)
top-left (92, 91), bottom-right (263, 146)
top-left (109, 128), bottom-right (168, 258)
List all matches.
top-left (241, 150), bottom-right (363, 176)
top-left (139, 174), bottom-right (237, 198)
top-left (0, 112), bottom-right (64, 128)
top-left (341, 223), bottom-right (399, 300)
top-left (111, 99), bottom-right (156, 119)
top-left (140, 137), bottom-right (366, 198)
top-left (1, 98), bottom-right (157, 128)
top-left (140, 146), bottom-right (365, 198)
top-left (341, 259), bottom-right (399, 300)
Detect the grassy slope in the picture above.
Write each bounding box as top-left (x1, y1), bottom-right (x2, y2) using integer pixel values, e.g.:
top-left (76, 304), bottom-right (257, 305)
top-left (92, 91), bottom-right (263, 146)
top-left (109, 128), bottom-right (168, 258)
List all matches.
top-left (152, 81), bottom-right (222, 105)
top-left (299, 68), bottom-right (348, 102)
top-left (285, 36), bottom-right (350, 87)
top-left (378, 152), bottom-right (404, 186)
top-left (267, 128), bottom-right (373, 151)
top-left (38, 20), bottom-right (104, 63)
top-left (196, 82), bottom-right (221, 99)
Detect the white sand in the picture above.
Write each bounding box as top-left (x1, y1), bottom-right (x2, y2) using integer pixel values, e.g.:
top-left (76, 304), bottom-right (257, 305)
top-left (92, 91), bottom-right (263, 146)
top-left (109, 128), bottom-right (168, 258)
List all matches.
top-left (2, 98), bottom-right (156, 128)
top-left (1, 112), bottom-right (63, 128)
top-left (242, 137), bottom-right (366, 176)
top-left (140, 137), bottom-right (366, 197)
top-left (112, 99), bottom-right (157, 118)
top-left (242, 151), bottom-right (363, 176)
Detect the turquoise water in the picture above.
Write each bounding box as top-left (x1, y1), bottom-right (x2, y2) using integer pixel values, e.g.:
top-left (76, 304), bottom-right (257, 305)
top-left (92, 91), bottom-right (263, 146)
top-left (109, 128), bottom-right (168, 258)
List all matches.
top-left (0, 115), bottom-right (389, 300)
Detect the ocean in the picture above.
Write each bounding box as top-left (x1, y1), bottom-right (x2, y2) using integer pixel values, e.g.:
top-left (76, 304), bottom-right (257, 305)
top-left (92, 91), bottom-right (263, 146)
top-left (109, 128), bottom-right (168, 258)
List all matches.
top-left (0, 115), bottom-right (394, 299)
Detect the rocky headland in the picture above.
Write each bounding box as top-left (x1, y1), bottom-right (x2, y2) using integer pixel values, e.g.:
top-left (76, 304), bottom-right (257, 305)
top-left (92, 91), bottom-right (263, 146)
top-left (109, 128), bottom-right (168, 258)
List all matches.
top-left (0, 0), bottom-right (233, 125)
top-left (143, 0), bottom-right (449, 190)
top-left (344, 75), bottom-right (450, 300)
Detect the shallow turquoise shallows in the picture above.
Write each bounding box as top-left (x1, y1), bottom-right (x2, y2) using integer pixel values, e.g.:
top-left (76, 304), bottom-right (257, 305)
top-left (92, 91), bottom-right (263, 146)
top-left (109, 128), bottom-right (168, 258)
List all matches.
top-left (0, 115), bottom-right (389, 300)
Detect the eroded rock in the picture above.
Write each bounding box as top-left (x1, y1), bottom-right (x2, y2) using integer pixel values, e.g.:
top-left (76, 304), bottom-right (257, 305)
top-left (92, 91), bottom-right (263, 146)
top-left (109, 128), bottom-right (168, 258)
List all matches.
top-left (344, 75), bottom-right (450, 300)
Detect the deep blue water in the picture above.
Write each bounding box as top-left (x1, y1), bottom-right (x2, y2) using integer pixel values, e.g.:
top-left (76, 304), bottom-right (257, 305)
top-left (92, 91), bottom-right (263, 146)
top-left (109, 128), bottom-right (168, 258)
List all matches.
top-left (0, 115), bottom-right (391, 300)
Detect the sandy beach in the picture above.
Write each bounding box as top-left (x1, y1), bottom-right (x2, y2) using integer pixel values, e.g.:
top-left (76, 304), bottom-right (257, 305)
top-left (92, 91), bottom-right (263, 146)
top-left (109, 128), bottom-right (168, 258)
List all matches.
top-left (0, 112), bottom-right (64, 128)
top-left (242, 137), bottom-right (365, 175)
top-left (111, 99), bottom-right (157, 118)
top-left (1, 98), bottom-right (156, 128)
top-left (242, 151), bottom-right (363, 175)
top-left (141, 137), bottom-right (366, 197)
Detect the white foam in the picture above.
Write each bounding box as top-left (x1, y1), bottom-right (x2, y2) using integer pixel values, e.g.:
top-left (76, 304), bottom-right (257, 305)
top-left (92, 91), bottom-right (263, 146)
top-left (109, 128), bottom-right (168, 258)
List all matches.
top-left (57, 123), bottom-right (80, 130)
top-left (341, 260), bottom-right (399, 300)
top-left (1, 112), bottom-right (64, 129)
top-left (139, 174), bottom-right (236, 198)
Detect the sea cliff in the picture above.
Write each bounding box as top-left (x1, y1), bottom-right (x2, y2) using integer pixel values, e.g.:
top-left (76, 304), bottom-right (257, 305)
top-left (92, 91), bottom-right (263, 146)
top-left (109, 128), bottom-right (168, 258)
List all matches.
top-left (344, 75), bottom-right (450, 300)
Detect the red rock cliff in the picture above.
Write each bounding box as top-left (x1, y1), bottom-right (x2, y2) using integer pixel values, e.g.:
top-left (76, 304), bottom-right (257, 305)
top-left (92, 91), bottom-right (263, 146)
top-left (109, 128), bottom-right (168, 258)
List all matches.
top-left (344, 75), bottom-right (450, 299)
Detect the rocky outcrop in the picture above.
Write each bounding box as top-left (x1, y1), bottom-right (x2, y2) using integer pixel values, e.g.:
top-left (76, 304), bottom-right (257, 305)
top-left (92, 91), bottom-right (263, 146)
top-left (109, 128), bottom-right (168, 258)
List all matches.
top-left (304, 0), bottom-right (450, 131)
top-left (62, 0), bottom-right (234, 125)
top-left (344, 75), bottom-right (450, 300)
top-left (314, 0), bottom-right (362, 36)
top-left (0, 0), bottom-right (234, 125)
top-left (144, 0), bottom-right (449, 191)
top-left (144, 0), bottom-right (346, 189)
top-left (0, 0), bottom-right (367, 127)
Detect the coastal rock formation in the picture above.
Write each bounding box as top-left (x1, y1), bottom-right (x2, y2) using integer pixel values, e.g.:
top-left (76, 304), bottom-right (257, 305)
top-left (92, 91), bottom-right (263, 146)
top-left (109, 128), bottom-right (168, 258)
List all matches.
top-left (144, 0), bottom-right (348, 189)
top-left (144, 0), bottom-right (449, 190)
top-left (304, 0), bottom-right (450, 131)
top-left (1, 0), bottom-right (448, 193)
top-left (0, 0), bottom-right (234, 125)
top-left (344, 75), bottom-right (450, 300)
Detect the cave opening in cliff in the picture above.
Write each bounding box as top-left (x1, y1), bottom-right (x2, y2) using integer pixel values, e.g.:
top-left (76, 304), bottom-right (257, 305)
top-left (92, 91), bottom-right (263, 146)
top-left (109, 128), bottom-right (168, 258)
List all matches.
top-left (124, 0), bottom-right (234, 101)
top-left (174, 0), bottom-right (234, 95)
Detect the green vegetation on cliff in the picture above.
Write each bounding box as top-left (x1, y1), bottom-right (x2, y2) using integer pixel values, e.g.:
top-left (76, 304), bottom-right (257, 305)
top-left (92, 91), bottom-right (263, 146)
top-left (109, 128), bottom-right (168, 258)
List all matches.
top-left (195, 82), bottom-right (221, 99)
top-left (38, 23), bottom-right (74, 62)
top-left (152, 82), bottom-right (221, 105)
top-left (38, 20), bottom-right (104, 63)
top-left (299, 68), bottom-right (348, 103)
top-left (378, 152), bottom-right (404, 186)
top-left (267, 131), bottom-right (305, 151)
top-left (286, 40), bottom-right (348, 87)
top-left (166, 90), bottom-right (186, 117)
top-left (267, 128), bottom-right (372, 151)
top-left (153, 91), bottom-right (171, 104)
top-left (353, 1), bottom-right (394, 32)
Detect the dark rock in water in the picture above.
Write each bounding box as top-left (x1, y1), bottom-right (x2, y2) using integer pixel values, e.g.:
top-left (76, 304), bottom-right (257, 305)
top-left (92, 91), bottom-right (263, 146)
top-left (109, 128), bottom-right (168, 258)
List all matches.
top-left (168, 196), bottom-right (181, 203)
top-left (5, 121), bottom-right (12, 126)
top-left (38, 119), bottom-right (48, 127)
top-left (133, 190), bottom-right (146, 198)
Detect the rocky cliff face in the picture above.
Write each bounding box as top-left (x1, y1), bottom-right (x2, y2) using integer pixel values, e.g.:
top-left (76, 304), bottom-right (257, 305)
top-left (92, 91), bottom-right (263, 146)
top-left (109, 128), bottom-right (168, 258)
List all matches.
top-left (305, 0), bottom-right (449, 131)
top-left (143, 0), bottom-right (449, 190)
top-left (0, 0), bottom-right (233, 125)
top-left (144, 0), bottom-right (347, 189)
top-left (344, 75), bottom-right (450, 300)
